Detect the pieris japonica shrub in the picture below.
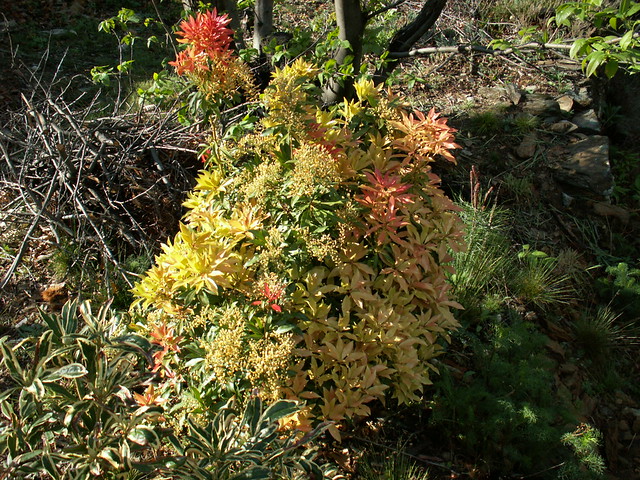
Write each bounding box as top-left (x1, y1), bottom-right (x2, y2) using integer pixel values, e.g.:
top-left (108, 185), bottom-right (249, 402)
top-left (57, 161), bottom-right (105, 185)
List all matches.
top-left (132, 9), bottom-right (464, 439)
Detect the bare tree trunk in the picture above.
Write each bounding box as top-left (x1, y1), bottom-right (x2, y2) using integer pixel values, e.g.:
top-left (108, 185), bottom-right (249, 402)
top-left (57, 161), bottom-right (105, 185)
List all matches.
top-left (374, 0), bottom-right (447, 84)
top-left (253, 0), bottom-right (274, 52)
top-left (322, 0), bottom-right (366, 104)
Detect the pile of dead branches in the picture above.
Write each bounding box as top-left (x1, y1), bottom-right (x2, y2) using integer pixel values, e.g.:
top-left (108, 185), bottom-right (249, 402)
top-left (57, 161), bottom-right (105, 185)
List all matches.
top-left (0, 70), bottom-right (204, 291)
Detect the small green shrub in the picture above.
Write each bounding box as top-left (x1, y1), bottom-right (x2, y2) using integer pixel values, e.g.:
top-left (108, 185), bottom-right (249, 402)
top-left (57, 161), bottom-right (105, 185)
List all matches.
top-left (450, 201), bottom-right (512, 319)
top-left (0, 300), bottom-right (158, 478)
top-left (163, 396), bottom-right (332, 480)
top-left (501, 173), bottom-right (535, 204)
top-left (559, 424), bottom-right (606, 480)
top-left (511, 245), bottom-right (573, 309)
top-left (596, 262), bottom-right (640, 318)
top-left (357, 442), bottom-right (430, 480)
top-left (429, 317), bottom-right (584, 477)
top-left (611, 148), bottom-right (640, 206)
top-left (469, 111), bottom-right (505, 136)
top-left (513, 113), bottom-right (540, 134)
top-left (574, 306), bottom-right (626, 361)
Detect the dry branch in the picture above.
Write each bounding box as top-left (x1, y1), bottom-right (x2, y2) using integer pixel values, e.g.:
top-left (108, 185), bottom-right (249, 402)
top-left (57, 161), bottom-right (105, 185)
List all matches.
top-left (388, 41), bottom-right (574, 59)
top-left (0, 71), bottom-right (204, 290)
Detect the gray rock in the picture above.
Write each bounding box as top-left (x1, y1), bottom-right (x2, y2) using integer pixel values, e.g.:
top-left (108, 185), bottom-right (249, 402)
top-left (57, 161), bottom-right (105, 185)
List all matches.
top-left (554, 135), bottom-right (613, 197)
top-left (556, 95), bottom-right (574, 113)
top-left (548, 120), bottom-right (578, 134)
top-left (522, 93), bottom-right (561, 116)
top-left (516, 133), bottom-right (537, 159)
top-left (504, 83), bottom-right (522, 105)
top-left (571, 87), bottom-right (592, 107)
top-left (477, 86), bottom-right (503, 103)
top-left (562, 192), bottom-right (574, 206)
top-left (573, 109), bottom-right (601, 133)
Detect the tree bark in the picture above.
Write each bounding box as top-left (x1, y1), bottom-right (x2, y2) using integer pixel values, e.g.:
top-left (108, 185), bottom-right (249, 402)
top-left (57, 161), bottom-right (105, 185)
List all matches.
top-left (322, 0), bottom-right (366, 104)
top-left (220, 0), bottom-right (245, 50)
top-left (253, 0), bottom-right (274, 52)
top-left (374, 0), bottom-right (447, 84)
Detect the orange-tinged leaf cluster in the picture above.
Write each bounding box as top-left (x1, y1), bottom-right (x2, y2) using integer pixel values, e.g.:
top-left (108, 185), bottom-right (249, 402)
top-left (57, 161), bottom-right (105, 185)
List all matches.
top-left (149, 321), bottom-right (183, 376)
top-left (168, 9), bottom-right (233, 76)
top-left (391, 108), bottom-right (461, 167)
top-left (168, 9), bottom-right (255, 100)
top-left (175, 10), bottom-right (233, 57)
top-left (356, 169), bottom-right (415, 244)
top-left (134, 385), bottom-right (166, 407)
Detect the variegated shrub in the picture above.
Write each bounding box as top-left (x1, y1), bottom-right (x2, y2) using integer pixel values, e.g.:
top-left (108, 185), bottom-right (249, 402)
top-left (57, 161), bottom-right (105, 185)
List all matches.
top-left (133, 48), bottom-right (464, 438)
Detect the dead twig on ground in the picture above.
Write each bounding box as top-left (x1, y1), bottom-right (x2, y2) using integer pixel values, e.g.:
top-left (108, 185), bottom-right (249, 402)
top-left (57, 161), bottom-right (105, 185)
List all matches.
top-left (0, 65), bottom-right (206, 291)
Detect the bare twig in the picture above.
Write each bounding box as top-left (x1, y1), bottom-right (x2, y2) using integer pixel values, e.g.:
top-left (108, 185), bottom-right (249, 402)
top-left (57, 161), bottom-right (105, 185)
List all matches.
top-left (0, 176), bottom-right (57, 289)
top-left (389, 40), bottom-right (574, 59)
top-left (389, 31), bottom-right (639, 60)
top-left (1, 62), bottom-right (202, 291)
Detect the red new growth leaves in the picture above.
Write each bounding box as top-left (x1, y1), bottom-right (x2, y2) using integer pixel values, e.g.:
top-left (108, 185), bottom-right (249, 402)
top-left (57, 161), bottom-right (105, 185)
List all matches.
top-left (252, 278), bottom-right (285, 313)
top-left (149, 322), bottom-right (183, 373)
top-left (169, 9), bottom-right (234, 75)
top-left (356, 169), bottom-right (415, 243)
top-left (175, 9), bottom-right (233, 54)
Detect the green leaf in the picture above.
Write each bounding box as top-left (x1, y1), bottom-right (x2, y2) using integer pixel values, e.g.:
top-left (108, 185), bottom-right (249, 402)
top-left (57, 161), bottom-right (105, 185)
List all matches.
top-left (230, 467), bottom-right (272, 480)
top-left (44, 383), bottom-right (75, 400)
top-left (0, 338), bottom-right (25, 384)
top-left (0, 393), bottom-right (15, 414)
top-left (585, 51), bottom-right (607, 77)
top-left (259, 399), bottom-right (298, 425)
top-left (127, 426), bottom-right (160, 447)
top-left (620, 30), bottom-right (634, 50)
top-left (98, 18), bottom-right (115, 33)
top-left (554, 5), bottom-right (577, 26)
top-left (42, 453), bottom-right (60, 479)
top-left (569, 38), bottom-right (589, 59)
top-left (298, 457), bottom-right (324, 478)
top-left (25, 379), bottom-right (46, 400)
top-left (14, 450), bottom-right (43, 465)
top-left (626, 3), bottom-right (640, 16)
top-left (605, 59), bottom-right (619, 78)
top-left (121, 441), bottom-right (133, 470)
top-left (489, 39), bottom-right (512, 51)
top-left (116, 334), bottom-right (152, 352)
top-left (117, 60), bottom-right (135, 73)
top-left (167, 434), bottom-right (185, 455)
top-left (99, 447), bottom-right (121, 469)
top-left (60, 299), bottom-right (79, 334)
top-left (47, 363), bottom-right (88, 381)
top-left (19, 391), bottom-right (37, 418)
top-left (324, 59), bottom-right (337, 71)
top-left (118, 8), bottom-right (140, 24)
